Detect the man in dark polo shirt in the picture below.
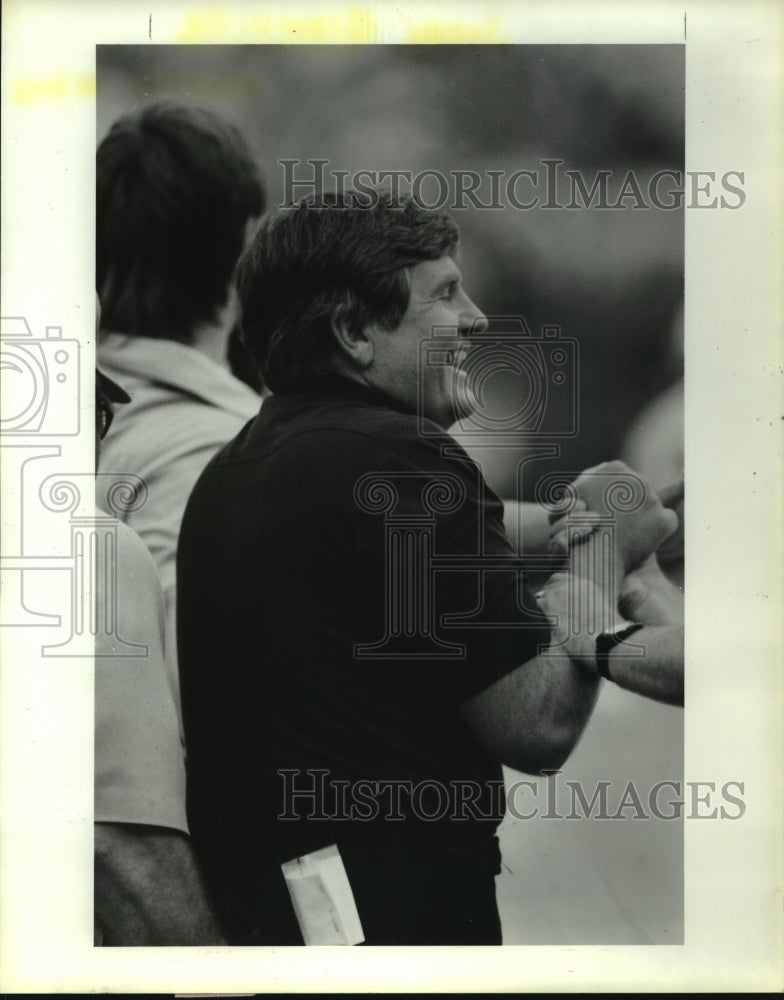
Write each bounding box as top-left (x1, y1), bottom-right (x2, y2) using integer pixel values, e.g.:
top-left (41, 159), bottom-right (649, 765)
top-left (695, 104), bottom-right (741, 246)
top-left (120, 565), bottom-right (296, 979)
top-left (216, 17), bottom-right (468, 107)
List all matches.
top-left (177, 191), bottom-right (675, 945)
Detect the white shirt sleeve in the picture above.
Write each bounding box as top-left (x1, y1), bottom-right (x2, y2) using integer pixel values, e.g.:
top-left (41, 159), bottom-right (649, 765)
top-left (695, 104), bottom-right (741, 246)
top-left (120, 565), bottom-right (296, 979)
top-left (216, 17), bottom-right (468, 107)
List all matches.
top-left (95, 519), bottom-right (188, 833)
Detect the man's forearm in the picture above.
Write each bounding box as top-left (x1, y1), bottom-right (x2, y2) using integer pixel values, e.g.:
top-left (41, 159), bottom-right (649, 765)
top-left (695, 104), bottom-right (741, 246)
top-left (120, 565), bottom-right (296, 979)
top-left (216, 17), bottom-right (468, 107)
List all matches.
top-left (460, 645), bottom-right (601, 775)
top-left (520, 646), bottom-right (604, 771)
top-left (502, 500), bottom-right (551, 556)
top-left (604, 624), bottom-right (684, 706)
top-left (94, 823), bottom-right (225, 945)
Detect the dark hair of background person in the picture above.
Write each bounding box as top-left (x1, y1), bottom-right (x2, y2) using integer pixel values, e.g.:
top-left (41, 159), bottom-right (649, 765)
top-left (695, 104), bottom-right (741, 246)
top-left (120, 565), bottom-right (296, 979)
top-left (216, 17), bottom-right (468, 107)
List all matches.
top-left (237, 191), bottom-right (459, 394)
top-left (96, 101), bottom-right (265, 344)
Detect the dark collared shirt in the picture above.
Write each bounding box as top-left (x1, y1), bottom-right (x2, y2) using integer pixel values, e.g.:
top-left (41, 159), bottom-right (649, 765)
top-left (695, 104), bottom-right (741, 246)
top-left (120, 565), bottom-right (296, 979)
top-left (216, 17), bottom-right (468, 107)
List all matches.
top-left (177, 376), bottom-right (550, 944)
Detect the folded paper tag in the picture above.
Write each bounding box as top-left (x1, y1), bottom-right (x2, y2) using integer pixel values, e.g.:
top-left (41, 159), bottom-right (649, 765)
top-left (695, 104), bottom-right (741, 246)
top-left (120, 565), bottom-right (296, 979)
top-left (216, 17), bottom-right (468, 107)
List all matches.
top-left (281, 844), bottom-right (365, 946)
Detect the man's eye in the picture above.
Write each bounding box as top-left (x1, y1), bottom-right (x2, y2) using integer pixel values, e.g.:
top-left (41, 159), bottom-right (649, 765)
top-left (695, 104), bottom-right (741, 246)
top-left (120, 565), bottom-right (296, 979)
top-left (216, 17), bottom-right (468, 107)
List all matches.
top-left (440, 283), bottom-right (457, 299)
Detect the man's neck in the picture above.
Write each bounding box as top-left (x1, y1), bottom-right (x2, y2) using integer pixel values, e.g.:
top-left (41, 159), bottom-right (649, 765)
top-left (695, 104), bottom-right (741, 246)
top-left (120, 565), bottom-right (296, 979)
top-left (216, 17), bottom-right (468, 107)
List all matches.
top-left (321, 356), bottom-right (371, 390)
top-left (188, 288), bottom-right (239, 369)
top-left (189, 319), bottom-right (230, 368)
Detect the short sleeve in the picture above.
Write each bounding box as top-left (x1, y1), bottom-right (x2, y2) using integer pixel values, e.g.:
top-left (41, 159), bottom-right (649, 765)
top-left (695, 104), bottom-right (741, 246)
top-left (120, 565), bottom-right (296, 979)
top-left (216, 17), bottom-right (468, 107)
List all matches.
top-left (352, 429), bottom-right (551, 703)
top-left (94, 521), bottom-right (188, 833)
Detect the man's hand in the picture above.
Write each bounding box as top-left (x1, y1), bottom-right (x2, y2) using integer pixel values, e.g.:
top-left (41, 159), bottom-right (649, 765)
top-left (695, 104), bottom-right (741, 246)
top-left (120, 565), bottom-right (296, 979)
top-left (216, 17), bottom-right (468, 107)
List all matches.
top-left (567, 461), bottom-right (677, 573)
top-left (547, 500), bottom-right (601, 557)
top-left (534, 568), bottom-right (684, 704)
top-left (652, 477), bottom-right (684, 568)
top-left (619, 554), bottom-right (684, 625)
top-left (534, 571), bottom-right (618, 671)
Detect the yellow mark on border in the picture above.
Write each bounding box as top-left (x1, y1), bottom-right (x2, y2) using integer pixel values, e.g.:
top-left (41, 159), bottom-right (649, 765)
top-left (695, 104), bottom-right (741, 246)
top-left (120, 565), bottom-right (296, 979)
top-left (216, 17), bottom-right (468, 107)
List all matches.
top-left (13, 72), bottom-right (95, 106)
top-left (176, 7), bottom-right (376, 43)
top-left (406, 17), bottom-right (504, 43)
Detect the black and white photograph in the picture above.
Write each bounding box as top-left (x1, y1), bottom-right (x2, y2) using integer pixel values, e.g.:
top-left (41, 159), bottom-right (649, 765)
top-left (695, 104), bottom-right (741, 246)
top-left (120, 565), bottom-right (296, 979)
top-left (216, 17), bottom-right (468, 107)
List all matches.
top-left (1, 0), bottom-right (782, 993)
top-left (93, 41), bottom-right (687, 950)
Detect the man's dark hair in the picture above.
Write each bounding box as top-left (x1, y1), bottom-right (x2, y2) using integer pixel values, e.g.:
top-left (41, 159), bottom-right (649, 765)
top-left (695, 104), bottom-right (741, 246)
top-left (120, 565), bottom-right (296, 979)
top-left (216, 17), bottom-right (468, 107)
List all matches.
top-left (96, 102), bottom-right (265, 342)
top-left (237, 191), bottom-right (460, 393)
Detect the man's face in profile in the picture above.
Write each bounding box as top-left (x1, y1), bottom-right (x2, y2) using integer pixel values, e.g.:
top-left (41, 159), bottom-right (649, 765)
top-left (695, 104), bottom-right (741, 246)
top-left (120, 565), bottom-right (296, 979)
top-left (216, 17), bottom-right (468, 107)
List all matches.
top-left (367, 256), bottom-right (488, 428)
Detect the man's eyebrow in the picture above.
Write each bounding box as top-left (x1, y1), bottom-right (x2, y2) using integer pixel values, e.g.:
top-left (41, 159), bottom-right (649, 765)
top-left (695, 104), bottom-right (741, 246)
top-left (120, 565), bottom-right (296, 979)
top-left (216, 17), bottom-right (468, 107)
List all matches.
top-left (429, 272), bottom-right (461, 295)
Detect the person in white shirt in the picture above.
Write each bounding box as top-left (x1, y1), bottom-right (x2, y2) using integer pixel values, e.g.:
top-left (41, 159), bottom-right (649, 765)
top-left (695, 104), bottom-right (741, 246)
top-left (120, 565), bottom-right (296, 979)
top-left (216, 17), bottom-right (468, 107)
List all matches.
top-left (95, 102), bottom-right (266, 726)
top-left (94, 368), bottom-right (223, 944)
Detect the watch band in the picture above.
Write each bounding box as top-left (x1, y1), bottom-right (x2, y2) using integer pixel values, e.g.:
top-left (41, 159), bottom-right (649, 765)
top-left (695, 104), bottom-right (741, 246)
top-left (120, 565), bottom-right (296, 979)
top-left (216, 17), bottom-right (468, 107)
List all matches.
top-left (595, 622), bottom-right (645, 681)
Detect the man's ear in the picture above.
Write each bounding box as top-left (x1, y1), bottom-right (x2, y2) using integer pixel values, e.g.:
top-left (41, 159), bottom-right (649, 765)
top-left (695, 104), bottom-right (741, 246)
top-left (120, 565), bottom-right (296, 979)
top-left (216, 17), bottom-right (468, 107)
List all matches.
top-left (330, 307), bottom-right (375, 370)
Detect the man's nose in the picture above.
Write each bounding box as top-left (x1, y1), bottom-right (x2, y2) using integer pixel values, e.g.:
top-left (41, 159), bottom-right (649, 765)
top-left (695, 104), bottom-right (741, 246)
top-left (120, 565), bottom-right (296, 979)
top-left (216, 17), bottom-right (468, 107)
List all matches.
top-left (459, 294), bottom-right (488, 336)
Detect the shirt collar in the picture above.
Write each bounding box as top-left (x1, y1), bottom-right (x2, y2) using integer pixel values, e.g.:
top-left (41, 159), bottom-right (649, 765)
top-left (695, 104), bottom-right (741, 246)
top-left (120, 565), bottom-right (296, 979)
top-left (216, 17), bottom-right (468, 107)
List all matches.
top-left (279, 372), bottom-right (409, 413)
top-left (98, 333), bottom-right (261, 418)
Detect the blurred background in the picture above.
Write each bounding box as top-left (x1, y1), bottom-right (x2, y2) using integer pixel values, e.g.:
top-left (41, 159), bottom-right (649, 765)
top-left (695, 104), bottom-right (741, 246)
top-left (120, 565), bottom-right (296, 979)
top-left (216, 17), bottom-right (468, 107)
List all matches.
top-left (98, 43), bottom-right (684, 945)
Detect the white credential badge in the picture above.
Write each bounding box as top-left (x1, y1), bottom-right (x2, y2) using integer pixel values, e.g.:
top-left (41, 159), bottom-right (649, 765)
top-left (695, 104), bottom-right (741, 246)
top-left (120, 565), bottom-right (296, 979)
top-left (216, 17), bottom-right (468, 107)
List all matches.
top-left (281, 844), bottom-right (365, 946)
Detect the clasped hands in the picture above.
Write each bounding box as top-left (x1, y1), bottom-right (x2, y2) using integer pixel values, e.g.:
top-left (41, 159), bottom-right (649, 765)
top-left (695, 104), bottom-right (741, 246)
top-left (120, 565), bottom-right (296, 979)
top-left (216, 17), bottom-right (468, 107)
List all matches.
top-left (538, 461), bottom-right (683, 668)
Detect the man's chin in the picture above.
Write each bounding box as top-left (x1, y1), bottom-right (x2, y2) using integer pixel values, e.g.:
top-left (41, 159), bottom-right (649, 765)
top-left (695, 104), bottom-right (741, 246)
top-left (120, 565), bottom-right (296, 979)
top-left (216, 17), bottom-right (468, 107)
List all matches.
top-left (442, 390), bottom-right (477, 433)
top-left (423, 374), bottom-right (477, 430)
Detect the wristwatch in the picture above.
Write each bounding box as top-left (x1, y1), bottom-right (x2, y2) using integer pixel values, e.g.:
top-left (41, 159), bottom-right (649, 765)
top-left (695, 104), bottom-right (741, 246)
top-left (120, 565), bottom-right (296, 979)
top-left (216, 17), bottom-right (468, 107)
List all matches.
top-left (595, 621), bottom-right (645, 681)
